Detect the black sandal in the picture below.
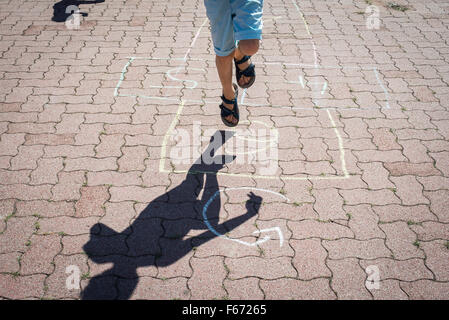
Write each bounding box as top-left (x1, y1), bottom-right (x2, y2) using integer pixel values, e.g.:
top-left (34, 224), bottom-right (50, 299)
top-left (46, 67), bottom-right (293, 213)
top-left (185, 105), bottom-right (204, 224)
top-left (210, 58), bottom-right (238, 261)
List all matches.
top-left (219, 84), bottom-right (239, 127)
top-left (234, 55), bottom-right (256, 89)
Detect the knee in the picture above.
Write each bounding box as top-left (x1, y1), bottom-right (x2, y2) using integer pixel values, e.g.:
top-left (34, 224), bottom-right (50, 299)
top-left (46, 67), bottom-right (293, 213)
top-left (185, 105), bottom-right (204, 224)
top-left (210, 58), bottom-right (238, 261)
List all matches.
top-left (238, 39), bottom-right (259, 56)
top-left (216, 50), bottom-right (236, 61)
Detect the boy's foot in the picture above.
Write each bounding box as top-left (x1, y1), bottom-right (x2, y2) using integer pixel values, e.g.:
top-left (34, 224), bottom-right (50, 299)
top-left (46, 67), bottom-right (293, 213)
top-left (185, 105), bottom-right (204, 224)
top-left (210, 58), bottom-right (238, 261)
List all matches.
top-left (220, 84), bottom-right (239, 127)
top-left (234, 55), bottom-right (256, 88)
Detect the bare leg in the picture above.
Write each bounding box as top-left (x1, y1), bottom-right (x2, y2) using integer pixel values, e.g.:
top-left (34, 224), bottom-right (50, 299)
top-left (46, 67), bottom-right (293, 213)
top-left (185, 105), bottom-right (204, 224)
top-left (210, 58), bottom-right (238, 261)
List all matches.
top-left (216, 51), bottom-right (237, 125)
top-left (234, 39), bottom-right (260, 87)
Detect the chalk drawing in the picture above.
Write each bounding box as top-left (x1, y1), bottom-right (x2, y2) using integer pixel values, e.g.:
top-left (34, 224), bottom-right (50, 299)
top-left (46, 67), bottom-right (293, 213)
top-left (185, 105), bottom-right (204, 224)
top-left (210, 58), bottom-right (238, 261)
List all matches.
top-left (202, 187), bottom-right (288, 247)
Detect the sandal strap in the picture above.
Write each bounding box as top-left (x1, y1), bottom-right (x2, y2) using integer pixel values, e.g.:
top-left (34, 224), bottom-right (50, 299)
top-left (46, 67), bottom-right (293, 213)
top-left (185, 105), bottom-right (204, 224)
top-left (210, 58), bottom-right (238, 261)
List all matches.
top-left (219, 103), bottom-right (233, 116)
top-left (219, 103), bottom-right (238, 118)
top-left (234, 55), bottom-right (251, 65)
top-left (219, 88), bottom-right (239, 119)
top-left (240, 63), bottom-right (255, 77)
top-left (221, 94), bottom-right (236, 105)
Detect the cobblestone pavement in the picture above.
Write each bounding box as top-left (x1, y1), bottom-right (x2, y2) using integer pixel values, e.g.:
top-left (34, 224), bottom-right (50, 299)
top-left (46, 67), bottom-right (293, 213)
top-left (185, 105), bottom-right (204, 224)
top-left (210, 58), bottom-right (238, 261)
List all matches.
top-left (0, 0), bottom-right (448, 300)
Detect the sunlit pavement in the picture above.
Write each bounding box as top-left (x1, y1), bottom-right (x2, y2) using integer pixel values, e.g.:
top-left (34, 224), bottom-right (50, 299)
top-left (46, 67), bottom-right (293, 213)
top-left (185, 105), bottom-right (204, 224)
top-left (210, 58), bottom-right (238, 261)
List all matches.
top-left (0, 0), bottom-right (448, 299)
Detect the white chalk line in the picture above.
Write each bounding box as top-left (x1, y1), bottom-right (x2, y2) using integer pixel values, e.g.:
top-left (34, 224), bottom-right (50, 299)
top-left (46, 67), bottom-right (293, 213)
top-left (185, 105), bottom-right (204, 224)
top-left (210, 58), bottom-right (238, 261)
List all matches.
top-left (183, 19), bottom-right (208, 62)
top-left (116, 59), bottom-right (390, 110)
top-left (118, 91), bottom-right (382, 111)
top-left (373, 67), bottom-right (391, 109)
top-left (202, 187), bottom-right (288, 247)
top-left (291, 0), bottom-right (318, 67)
top-left (147, 67), bottom-right (206, 89)
top-left (159, 100), bottom-right (185, 173)
top-left (158, 100), bottom-right (349, 180)
top-left (327, 109), bottom-right (349, 178)
top-left (116, 3), bottom-right (387, 181)
top-left (114, 57), bottom-right (134, 97)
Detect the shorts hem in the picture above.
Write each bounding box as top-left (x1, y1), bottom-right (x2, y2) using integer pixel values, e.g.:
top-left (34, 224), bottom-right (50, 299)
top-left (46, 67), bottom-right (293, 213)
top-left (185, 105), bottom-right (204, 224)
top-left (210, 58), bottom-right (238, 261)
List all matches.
top-left (214, 46), bottom-right (236, 56)
top-left (235, 30), bottom-right (263, 41)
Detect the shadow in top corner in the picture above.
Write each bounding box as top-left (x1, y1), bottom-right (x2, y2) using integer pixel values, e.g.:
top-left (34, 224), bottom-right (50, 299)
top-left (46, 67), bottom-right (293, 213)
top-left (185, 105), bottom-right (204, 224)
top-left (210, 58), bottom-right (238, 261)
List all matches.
top-left (52, 0), bottom-right (105, 23)
top-left (81, 130), bottom-right (263, 300)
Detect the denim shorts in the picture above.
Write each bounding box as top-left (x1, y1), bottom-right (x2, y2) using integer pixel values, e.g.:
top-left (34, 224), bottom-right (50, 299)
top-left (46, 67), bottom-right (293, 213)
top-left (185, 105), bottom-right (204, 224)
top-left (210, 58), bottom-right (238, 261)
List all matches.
top-left (204, 0), bottom-right (264, 56)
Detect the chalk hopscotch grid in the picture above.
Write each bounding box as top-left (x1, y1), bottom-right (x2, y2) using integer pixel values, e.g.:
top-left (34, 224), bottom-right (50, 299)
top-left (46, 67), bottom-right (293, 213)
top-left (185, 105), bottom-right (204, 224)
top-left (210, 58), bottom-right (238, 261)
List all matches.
top-left (113, 1), bottom-right (391, 180)
top-left (115, 58), bottom-right (391, 111)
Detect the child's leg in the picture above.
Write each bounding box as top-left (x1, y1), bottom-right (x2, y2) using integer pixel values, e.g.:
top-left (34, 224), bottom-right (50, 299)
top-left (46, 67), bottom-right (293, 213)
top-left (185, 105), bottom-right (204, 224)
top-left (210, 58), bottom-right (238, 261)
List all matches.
top-left (216, 52), bottom-right (238, 125)
top-left (234, 39), bottom-right (260, 87)
top-left (230, 0), bottom-right (264, 87)
top-left (204, 0), bottom-right (239, 125)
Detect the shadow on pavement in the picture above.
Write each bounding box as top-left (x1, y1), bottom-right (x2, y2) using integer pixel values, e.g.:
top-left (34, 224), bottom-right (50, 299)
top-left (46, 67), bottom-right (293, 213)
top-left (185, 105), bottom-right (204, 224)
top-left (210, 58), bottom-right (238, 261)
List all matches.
top-left (81, 130), bottom-right (263, 299)
top-left (52, 0), bottom-right (105, 23)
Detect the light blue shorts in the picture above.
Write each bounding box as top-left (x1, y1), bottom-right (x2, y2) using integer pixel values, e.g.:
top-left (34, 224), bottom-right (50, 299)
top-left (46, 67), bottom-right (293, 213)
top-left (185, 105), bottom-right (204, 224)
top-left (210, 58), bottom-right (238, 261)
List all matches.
top-left (204, 0), bottom-right (264, 56)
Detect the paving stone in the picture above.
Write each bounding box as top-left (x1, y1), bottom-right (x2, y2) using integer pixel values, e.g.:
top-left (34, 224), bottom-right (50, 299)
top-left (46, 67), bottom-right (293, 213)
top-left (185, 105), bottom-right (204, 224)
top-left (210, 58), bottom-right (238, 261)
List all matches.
top-left (225, 256), bottom-right (296, 280)
top-left (390, 175), bottom-right (429, 205)
top-left (373, 204), bottom-right (436, 223)
top-left (289, 219), bottom-right (353, 240)
top-left (24, 134), bottom-right (75, 146)
top-left (400, 280), bottom-right (449, 300)
top-left (419, 240), bottom-right (449, 281)
top-left (410, 222), bottom-right (449, 241)
top-left (64, 157), bottom-right (118, 172)
top-left (55, 113), bottom-right (84, 134)
top-left (44, 145), bottom-right (95, 158)
top-left (10, 145), bottom-right (43, 170)
top-left (354, 150), bottom-right (407, 163)
top-left (95, 134), bottom-right (124, 158)
top-left (0, 199), bottom-right (15, 218)
top-left (340, 189), bottom-right (400, 206)
top-left (417, 176), bottom-right (449, 191)
top-left (38, 216), bottom-right (100, 236)
top-left (0, 252), bottom-right (20, 273)
top-left (260, 278), bottom-right (336, 300)
top-left (16, 200), bottom-right (75, 218)
top-left (189, 256), bottom-right (226, 299)
top-left (384, 162), bottom-right (441, 176)
top-left (61, 234), bottom-right (90, 255)
top-left (312, 188), bottom-right (346, 220)
top-left (429, 151), bottom-right (449, 176)
top-left (30, 157), bottom-right (64, 185)
top-left (51, 171), bottom-right (85, 201)
top-left (20, 234), bottom-right (61, 275)
top-left (224, 277), bottom-right (264, 300)
top-left (359, 258), bottom-right (433, 282)
top-left (109, 186), bottom-right (167, 202)
top-left (192, 236), bottom-right (260, 259)
top-left (291, 239), bottom-right (331, 280)
top-left (368, 279), bottom-right (408, 300)
top-left (323, 238), bottom-right (391, 260)
top-left (0, 274), bottom-right (45, 299)
top-left (327, 258), bottom-right (372, 300)
top-left (0, 184), bottom-right (52, 200)
top-left (0, 169), bottom-right (30, 184)
top-left (379, 222), bottom-right (424, 260)
top-left (119, 277), bottom-right (190, 300)
top-left (346, 204), bottom-right (384, 240)
top-left (424, 190), bottom-right (449, 222)
top-left (368, 128), bottom-right (402, 150)
top-left (75, 186), bottom-right (109, 217)
top-left (87, 171), bottom-right (141, 186)
top-left (400, 139), bottom-right (432, 163)
top-left (98, 201), bottom-right (136, 235)
top-left (257, 202), bottom-right (317, 221)
top-left (359, 162), bottom-right (395, 190)
top-left (44, 254), bottom-right (89, 299)
top-left (156, 239), bottom-right (194, 279)
top-left (74, 123), bottom-right (104, 145)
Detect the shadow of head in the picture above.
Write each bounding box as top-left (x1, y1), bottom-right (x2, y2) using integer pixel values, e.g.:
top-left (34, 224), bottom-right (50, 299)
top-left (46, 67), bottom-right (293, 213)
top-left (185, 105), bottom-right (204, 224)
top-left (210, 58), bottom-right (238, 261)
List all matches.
top-left (81, 130), bottom-right (263, 299)
top-left (52, 0), bottom-right (105, 22)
